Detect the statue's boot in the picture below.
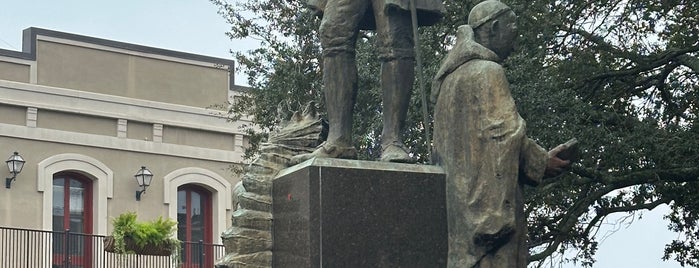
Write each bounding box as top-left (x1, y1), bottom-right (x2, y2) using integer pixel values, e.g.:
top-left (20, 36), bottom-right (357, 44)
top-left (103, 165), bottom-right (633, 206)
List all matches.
top-left (290, 53), bottom-right (359, 166)
top-left (289, 141), bottom-right (358, 165)
top-left (381, 141), bottom-right (413, 163)
top-left (380, 58), bottom-right (415, 163)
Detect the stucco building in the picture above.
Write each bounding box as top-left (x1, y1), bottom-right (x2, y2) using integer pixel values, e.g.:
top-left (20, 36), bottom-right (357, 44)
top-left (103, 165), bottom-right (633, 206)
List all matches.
top-left (0, 28), bottom-right (249, 267)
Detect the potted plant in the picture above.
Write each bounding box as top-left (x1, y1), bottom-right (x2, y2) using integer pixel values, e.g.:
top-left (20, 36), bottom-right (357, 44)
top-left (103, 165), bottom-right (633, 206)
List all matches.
top-left (104, 212), bottom-right (179, 256)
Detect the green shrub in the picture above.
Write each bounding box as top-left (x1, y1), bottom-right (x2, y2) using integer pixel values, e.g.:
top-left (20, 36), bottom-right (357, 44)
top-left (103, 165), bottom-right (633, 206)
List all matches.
top-left (111, 212), bottom-right (179, 254)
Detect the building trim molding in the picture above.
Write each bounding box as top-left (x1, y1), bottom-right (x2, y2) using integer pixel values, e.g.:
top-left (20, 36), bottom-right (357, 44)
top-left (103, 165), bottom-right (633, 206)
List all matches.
top-left (0, 80), bottom-right (247, 134)
top-left (37, 153), bottom-right (114, 234)
top-left (0, 123), bottom-right (242, 163)
top-left (163, 167), bottom-right (232, 244)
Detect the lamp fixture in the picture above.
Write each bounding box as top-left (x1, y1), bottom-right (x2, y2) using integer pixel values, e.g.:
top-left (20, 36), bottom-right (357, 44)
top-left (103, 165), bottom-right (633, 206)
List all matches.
top-left (5, 152), bottom-right (25, 189)
top-left (134, 166), bottom-right (153, 201)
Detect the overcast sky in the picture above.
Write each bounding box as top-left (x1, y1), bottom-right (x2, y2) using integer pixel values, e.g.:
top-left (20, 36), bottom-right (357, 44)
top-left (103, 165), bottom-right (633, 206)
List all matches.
top-left (0, 1), bottom-right (684, 267)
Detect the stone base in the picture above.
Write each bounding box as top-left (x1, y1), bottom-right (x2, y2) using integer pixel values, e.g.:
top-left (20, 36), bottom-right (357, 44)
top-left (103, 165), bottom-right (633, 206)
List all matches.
top-left (273, 158), bottom-right (447, 267)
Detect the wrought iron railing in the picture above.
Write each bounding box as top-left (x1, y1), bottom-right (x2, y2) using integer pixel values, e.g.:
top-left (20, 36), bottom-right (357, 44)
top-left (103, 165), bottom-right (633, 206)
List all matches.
top-left (0, 226), bottom-right (225, 268)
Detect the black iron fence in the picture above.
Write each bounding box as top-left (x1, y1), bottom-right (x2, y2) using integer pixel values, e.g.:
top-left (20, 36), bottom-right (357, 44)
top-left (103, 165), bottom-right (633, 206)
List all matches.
top-left (0, 226), bottom-right (225, 268)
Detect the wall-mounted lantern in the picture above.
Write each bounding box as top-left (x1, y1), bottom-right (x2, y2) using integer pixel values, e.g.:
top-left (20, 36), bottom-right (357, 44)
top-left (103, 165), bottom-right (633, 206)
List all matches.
top-left (134, 166), bottom-right (153, 201)
top-left (5, 152), bottom-right (25, 189)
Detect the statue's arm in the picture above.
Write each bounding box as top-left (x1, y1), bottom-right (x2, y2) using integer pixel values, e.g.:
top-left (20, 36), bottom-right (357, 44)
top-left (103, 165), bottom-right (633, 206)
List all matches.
top-left (475, 61), bottom-right (549, 186)
top-left (520, 139), bottom-right (574, 186)
top-left (519, 138), bottom-right (549, 186)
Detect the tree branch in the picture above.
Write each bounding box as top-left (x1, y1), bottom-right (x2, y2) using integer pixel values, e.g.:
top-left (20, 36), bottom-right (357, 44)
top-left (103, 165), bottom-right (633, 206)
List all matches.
top-left (587, 47), bottom-right (699, 81)
top-left (677, 54), bottom-right (699, 74)
top-left (581, 197), bottom-right (671, 238)
top-left (529, 167), bottom-right (698, 262)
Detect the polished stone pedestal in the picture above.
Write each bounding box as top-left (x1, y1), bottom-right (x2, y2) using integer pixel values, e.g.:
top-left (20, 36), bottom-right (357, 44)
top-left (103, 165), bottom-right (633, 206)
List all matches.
top-left (273, 158), bottom-right (447, 268)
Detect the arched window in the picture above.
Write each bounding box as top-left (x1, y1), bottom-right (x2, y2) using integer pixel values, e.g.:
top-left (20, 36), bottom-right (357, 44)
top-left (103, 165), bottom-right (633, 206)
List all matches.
top-left (38, 153), bottom-right (113, 235)
top-left (163, 167), bottom-right (232, 244)
top-left (52, 172), bottom-right (93, 268)
top-left (177, 184), bottom-right (213, 267)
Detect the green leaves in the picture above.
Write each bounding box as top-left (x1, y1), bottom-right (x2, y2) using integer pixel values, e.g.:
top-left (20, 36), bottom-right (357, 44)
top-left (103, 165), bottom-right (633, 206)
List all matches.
top-left (111, 212), bottom-right (178, 254)
top-left (133, 217), bottom-right (177, 248)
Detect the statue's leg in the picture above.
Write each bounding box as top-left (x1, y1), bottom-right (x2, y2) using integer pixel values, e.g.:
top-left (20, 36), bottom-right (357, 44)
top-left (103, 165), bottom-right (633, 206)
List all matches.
top-left (322, 53), bottom-right (358, 149)
top-left (373, 1), bottom-right (415, 163)
top-left (289, 0), bottom-right (369, 164)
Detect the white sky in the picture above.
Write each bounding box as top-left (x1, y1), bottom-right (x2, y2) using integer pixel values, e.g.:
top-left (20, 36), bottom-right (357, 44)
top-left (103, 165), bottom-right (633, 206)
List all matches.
top-left (0, 1), bottom-right (684, 267)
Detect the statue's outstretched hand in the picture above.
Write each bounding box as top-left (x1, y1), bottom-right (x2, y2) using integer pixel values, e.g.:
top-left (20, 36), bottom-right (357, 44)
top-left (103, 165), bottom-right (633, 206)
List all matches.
top-left (545, 144), bottom-right (572, 177)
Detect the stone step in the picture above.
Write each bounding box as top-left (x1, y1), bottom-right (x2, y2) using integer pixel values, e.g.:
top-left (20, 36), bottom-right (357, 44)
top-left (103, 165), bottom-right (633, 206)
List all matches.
top-left (221, 227), bottom-right (272, 255)
top-left (257, 153), bottom-right (291, 167)
top-left (269, 133), bottom-right (323, 148)
top-left (251, 154), bottom-right (287, 171)
top-left (242, 174), bottom-right (273, 196)
top-left (232, 209), bottom-right (272, 231)
top-left (267, 118), bottom-right (325, 148)
top-left (243, 162), bottom-right (277, 176)
top-left (238, 192), bottom-right (272, 212)
top-left (215, 251), bottom-right (272, 268)
top-left (259, 143), bottom-right (314, 158)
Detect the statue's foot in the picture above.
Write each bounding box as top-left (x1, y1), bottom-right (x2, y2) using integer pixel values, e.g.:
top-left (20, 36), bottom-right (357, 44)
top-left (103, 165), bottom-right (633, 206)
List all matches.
top-left (289, 142), bottom-right (357, 166)
top-left (380, 142), bottom-right (415, 163)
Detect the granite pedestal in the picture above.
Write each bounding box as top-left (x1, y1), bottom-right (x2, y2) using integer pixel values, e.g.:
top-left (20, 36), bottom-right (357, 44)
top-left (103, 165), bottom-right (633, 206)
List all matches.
top-left (273, 158), bottom-right (447, 268)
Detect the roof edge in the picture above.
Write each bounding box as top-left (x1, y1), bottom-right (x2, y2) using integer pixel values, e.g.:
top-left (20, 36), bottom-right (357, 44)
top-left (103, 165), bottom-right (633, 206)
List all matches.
top-left (0, 27), bottom-right (236, 89)
top-left (1, 27), bottom-right (235, 67)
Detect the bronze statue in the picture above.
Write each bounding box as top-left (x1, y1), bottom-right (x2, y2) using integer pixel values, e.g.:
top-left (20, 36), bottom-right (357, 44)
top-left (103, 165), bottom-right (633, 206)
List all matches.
top-left (292, 0), bottom-right (445, 163)
top-left (431, 1), bottom-right (571, 267)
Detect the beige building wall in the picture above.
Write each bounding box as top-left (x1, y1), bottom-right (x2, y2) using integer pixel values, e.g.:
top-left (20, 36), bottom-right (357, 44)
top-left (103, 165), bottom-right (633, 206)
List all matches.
top-left (38, 110), bottom-right (117, 136)
top-left (0, 28), bottom-right (251, 245)
top-left (36, 40), bottom-right (230, 108)
top-left (163, 125), bottom-right (236, 151)
top-left (0, 103), bottom-right (26, 126)
top-left (127, 120), bottom-right (154, 141)
top-left (0, 60), bottom-right (30, 83)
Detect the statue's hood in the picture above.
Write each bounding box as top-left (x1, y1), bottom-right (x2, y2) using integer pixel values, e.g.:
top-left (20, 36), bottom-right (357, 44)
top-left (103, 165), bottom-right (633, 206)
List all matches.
top-left (431, 25), bottom-right (500, 104)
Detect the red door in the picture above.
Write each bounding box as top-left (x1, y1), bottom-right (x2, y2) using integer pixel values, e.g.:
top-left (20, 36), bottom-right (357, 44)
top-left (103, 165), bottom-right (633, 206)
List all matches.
top-left (52, 172), bottom-right (93, 268)
top-left (177, 185), bottom-right (213, 268)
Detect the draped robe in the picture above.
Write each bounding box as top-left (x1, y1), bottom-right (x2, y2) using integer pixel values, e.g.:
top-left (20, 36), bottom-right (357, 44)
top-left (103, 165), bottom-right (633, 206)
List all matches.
top-left (432, 26), bottom-right (549, 268)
